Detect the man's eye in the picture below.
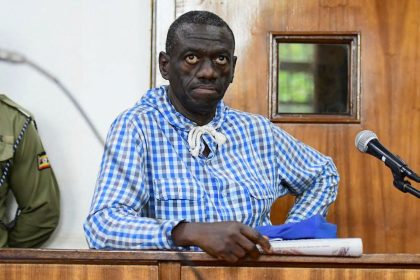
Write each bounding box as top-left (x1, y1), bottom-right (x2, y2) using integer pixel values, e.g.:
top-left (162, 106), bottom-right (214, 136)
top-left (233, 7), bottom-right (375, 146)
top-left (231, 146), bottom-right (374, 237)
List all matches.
top-left (214, 56), bottom-right (228, 65)
top-left (185, 55), bottom-right (199, 64)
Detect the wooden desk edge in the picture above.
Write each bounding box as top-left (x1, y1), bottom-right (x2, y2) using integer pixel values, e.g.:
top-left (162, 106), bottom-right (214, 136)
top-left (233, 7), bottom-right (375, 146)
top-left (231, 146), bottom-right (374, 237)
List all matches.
top-left (0, 249), bottom-right (418, 267)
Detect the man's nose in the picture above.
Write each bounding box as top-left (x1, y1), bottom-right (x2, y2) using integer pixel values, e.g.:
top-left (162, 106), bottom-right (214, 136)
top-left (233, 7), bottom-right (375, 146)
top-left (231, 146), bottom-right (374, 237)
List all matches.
top-left (196, 59), bottom-right (218, 79)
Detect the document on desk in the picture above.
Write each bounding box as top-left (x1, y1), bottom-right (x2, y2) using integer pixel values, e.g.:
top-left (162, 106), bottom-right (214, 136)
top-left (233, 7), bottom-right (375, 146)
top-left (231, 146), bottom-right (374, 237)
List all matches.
top-left (267, 238), bottom-right (363, 257)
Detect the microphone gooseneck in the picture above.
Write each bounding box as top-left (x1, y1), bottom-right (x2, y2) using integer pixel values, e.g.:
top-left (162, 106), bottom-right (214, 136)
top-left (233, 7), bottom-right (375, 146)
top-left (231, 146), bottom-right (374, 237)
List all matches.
top-left (0, 48), bottom-right (105, 146)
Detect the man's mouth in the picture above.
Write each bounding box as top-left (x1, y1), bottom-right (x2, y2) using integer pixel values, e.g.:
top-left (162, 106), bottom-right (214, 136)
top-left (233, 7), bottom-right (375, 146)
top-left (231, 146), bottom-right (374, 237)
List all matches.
top-left (192, 85), bottom-right (218, 95)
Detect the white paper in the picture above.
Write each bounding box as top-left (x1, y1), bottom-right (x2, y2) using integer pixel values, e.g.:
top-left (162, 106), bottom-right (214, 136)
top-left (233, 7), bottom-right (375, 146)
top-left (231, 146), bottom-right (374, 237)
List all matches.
top-left (267, 238), bottom-right (363, 257)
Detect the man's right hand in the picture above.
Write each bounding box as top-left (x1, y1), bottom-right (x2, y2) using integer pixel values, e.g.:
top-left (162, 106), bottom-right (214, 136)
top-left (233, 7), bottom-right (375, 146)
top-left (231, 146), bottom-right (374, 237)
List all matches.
top-left (172, 221), bottom-right (272, 263)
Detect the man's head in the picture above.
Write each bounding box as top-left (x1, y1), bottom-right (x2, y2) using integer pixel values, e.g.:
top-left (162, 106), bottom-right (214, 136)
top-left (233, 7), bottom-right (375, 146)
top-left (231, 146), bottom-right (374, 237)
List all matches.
top-left (165, 11), bottom-right (235, 55)
top-left (159, 11), bottom-right (237, 125)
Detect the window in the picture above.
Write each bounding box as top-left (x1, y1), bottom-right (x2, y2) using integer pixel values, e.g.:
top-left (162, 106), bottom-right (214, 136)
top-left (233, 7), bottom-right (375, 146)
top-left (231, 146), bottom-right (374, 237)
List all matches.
top-left (269, 33), bottom-right (360, 123)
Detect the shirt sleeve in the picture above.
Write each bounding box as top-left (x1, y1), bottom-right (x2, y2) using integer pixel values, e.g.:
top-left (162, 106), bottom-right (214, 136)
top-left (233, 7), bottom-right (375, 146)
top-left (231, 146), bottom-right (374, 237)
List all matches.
top-left (8, 121), bottom-right (60, 247)
top-left (272, 124), bottom-right (339, 223)
top-left (83, 114), bottom-right (183, 249)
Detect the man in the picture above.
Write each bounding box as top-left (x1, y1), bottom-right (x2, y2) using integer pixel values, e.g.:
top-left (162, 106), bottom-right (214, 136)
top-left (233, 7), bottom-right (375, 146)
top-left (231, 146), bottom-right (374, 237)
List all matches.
top-left (84, 11), bottom-right (339, 262)
top-left (0, 94), bottom-right (60, 247)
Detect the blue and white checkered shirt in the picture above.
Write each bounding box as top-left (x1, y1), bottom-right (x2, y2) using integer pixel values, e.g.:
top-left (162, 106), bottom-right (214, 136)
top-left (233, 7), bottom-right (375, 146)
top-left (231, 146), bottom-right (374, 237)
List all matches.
top-left (84, 86), bottom-right (339, 250)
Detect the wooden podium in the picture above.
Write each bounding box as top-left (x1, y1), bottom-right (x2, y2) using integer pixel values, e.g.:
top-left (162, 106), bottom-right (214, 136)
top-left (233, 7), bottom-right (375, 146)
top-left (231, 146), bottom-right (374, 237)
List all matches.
top-left (0, 249), bottom-right (418, 280)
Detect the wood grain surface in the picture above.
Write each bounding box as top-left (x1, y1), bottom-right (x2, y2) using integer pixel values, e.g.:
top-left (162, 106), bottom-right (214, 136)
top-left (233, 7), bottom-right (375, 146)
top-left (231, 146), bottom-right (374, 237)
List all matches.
top-left (0, 264), bottom-right (158, 280)
top-left (175, 0), bottom-right (420, 253)
top-left (182, 267), bottom-right (419, 280)
top-left (0, 250), bottom-right (418, 280)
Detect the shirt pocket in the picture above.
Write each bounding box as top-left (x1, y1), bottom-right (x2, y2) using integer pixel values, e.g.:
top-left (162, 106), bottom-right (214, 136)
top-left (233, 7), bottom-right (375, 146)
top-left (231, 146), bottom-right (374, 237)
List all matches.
top-left (0, 135), bottom-right (14, 161)
top-left (153, 178), bottom-right (206, 222)
top-left (0, 136), bottom-right (13, 190)
top-left (0, 136), bottom-right (14, 171)
top-left (222, 179), bottom-right (276, 226)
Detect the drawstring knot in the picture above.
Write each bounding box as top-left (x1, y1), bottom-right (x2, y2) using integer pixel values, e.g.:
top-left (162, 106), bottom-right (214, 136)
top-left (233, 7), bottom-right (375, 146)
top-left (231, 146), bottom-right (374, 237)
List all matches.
top-left (187, 125), bottom-right (227, 157)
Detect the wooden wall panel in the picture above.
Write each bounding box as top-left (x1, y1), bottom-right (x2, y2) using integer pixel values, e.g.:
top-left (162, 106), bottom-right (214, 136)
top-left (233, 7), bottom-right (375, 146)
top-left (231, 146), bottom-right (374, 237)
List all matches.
top-left (0, 264), bottom-right (158, 280)
top-left (182, 267), bottom-right (419, 280)
top-left (175, 0), bottom-right (420, 253)
top-left (1, 250), bottom-right (418, 280)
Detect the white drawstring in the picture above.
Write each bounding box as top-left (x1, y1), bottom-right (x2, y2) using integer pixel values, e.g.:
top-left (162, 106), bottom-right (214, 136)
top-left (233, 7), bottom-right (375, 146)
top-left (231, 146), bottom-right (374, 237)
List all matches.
top-left (187, 125), bottom-right (227, 157)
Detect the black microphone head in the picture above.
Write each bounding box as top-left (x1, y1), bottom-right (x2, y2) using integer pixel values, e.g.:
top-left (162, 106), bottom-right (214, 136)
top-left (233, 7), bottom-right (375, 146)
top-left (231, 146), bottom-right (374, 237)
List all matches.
top-left (355, 130), bottom-right (378, 153)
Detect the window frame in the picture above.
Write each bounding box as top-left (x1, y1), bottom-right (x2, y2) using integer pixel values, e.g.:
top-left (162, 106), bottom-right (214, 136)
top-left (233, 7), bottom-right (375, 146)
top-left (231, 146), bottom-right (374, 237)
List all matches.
top-left (269, 32), bottom-right (361, 123)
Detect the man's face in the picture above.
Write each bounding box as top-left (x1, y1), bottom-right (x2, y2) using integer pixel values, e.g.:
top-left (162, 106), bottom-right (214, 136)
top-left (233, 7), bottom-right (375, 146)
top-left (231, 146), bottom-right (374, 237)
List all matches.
top-left (160, 23), bottom-right (236, 123)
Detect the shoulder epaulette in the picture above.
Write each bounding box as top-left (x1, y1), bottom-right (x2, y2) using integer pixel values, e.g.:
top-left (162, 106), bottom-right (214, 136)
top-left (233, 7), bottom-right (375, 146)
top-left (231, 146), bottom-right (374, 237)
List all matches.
top-left (0, 94), bottom-right (33, 118)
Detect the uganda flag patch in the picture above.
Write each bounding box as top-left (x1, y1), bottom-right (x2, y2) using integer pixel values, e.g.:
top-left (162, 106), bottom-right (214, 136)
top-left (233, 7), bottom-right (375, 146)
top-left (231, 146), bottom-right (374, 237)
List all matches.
top-left (37, 152), bottom-right (51, 170)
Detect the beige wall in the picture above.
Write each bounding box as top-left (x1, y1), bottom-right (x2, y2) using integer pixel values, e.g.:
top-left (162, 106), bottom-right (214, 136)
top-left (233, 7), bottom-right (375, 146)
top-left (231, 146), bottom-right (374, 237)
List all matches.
top-left (0, 0), bottom-right (152, 248)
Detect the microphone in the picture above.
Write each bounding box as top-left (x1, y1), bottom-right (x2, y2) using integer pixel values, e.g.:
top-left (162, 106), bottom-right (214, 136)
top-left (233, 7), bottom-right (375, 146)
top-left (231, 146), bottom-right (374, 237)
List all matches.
top-left (355, 130), bottom-right (420, 182)
top-left (0, 48), bottom-right (26, 63)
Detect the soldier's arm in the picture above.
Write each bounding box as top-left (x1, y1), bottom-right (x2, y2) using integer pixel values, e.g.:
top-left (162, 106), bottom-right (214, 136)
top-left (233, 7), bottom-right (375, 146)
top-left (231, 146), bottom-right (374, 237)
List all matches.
top-left (8, 121), bottom-right (60, 247)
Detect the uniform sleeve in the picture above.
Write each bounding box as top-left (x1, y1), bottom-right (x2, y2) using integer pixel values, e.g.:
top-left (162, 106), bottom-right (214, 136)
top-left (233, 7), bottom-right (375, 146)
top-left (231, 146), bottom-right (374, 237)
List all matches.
top-left (272, 124), bottom-right (339, 223)
top-left (83, 114), bottom-right (182, 249)
top-left (8, 121), bottom-right (60, 247)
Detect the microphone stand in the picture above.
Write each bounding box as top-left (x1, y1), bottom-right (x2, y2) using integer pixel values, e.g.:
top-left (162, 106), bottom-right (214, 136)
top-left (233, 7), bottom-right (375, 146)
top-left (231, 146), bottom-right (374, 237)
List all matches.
top-left (392, 171), bottom-right (420, 198)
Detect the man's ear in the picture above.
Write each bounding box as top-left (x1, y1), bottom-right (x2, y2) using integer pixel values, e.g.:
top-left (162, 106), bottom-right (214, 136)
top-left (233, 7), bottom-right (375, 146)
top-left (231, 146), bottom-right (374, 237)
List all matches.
top-left (159, 51), bottom-right (170, 80)
top-left (230, 56), bottom-right (237, 83)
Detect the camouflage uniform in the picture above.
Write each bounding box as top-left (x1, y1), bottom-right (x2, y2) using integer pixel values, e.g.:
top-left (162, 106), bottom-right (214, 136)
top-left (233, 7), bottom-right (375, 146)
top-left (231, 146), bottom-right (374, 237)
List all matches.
top-left (0, 94), bottom-right (59, 247)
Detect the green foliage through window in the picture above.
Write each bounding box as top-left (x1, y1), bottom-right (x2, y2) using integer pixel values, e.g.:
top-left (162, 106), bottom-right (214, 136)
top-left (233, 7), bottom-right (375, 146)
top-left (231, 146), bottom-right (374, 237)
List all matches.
top-left (278, 43), bottom-right (315, 113)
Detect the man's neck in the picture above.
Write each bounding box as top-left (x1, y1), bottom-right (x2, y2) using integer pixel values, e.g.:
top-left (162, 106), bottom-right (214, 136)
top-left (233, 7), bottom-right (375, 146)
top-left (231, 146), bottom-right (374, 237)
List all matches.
top-left (167, 89), bottom-right (215, 126)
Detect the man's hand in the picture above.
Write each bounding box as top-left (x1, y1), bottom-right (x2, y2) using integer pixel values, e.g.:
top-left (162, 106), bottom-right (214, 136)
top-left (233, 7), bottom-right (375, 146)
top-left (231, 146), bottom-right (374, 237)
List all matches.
top-left (172, 221), bottom-right (272, 263)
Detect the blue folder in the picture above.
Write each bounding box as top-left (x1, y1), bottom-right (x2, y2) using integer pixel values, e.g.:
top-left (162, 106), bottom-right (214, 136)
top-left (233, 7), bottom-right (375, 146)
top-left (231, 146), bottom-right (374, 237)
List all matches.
top-left (256, 214), bottom-right (337, 240)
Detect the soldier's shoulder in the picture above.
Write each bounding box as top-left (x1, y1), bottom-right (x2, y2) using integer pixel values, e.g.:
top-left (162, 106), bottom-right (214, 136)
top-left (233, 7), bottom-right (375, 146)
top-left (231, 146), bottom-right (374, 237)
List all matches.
top-left (0, 94), bottom-right (33, 118)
